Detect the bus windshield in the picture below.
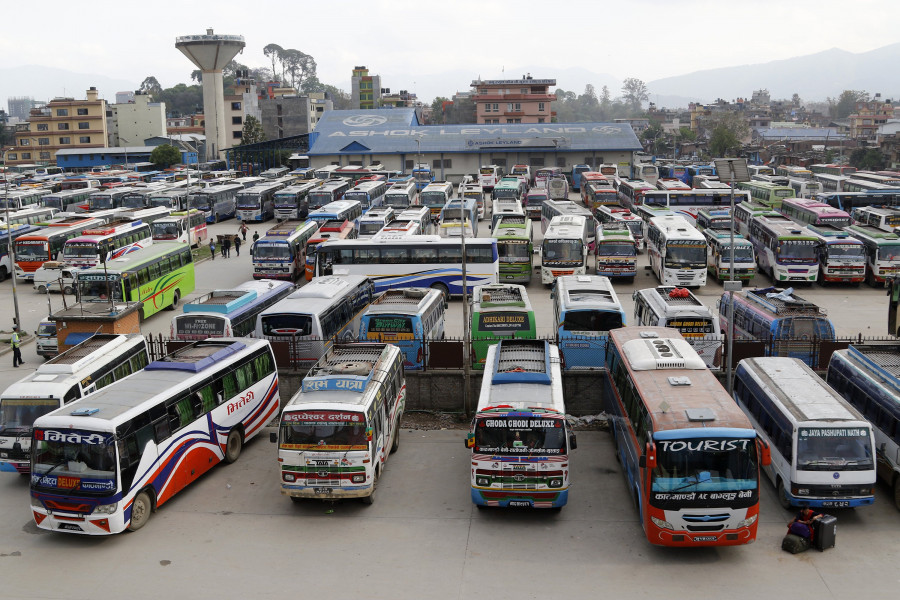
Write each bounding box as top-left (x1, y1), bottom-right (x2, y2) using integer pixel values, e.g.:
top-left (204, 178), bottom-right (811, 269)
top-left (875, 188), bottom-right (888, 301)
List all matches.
top-left (472, 416), bottom-right (566, 456)
top-left (719, 245), bottom-right (755, 263)
top-left (62, 243), bottom-right (99, 259)
top-left (358, 222), bottom-right (385, 237)
top-left (152, 222), bottom-right (180, 240)
top-left (497, 240), bottom-right (530, 262)
top-left (384, 195), bottom-right (409, 209)
top-left (236, 193), bottom-right (260, 209)
top-left (651, 437), bottom-right (758, 494)
top-left (0, 398), bottom-right (59, 433)
top-left (77, 276), bottom-right (124, 302)
top-left (877, 244), bottom-right (900, 262)
top-left (826, 244), bottom-right (865, 259)
top-left (189, 195), bottom-right (208, 210)
top-left (796, 427), bottom-right (873, 471)
top-left (664, 242), bottom-right (706, 268)
top-left (31, 428), bottom-right (117, 496)
top-left (261, 314), bottom-right (312, 336)
top-left (253, 243), bottom-right (292, 260)
top-left (780, 240), bottom-right (818, 262)
top-left (122, 196), bottom-right (145, 209)
top-left (597, 242), bottom-right (635, 257)
top-left (16, 242), bottom-right (49, 261)
top-left (562, 309), bottom-right (623, 331)
top-left (543, 239), bottom-right (583, 263)
top-left (420, 192), bottom-right (446, 206)
top-left (280, 410), bottom-right (368, 450)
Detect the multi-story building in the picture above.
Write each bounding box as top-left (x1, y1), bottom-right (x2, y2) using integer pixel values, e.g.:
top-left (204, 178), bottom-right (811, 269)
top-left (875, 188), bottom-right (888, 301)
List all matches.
top-left (8, 88), bottom-right (107, 166)
top-left (225, 74), bottom-right (261, 146)
top-left (351, 66), bottom-right (381, 110)
top-left (260, 92), bottom-right (333, 139)
top-left (849, 94), bottom-right (894, 143)
top-left (7, 97), bottom-right (41, 121)
top-left (470, 76), bottom-right (556, 124)
top-left (107, 92), bottom-right (167, 147)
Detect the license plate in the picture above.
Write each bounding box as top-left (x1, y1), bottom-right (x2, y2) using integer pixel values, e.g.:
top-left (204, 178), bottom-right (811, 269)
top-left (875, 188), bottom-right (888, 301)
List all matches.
top-left (313, 487), bottom-right (333, 495)
top-left (508, 500), bottom-right (531, 507)
top-left (58, 523), bottom-right (83, 531)
top-left (822, 501), bottom-right (850, 508)
top-left (693, 536), bottom-right (717, 542)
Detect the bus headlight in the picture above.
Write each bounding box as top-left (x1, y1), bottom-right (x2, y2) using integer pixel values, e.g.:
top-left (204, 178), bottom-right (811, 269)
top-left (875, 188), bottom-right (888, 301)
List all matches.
top-left (476, 477), bottom-right (491, 487)
top-left (650, 516), bottom-right (673, 530)
top-left (737, 514), bottom-right (758, 528)
top-left (548, 478), bottom-right (563, 488)
top-left (30, 496), bottom-right (43, 508)
top-left (94, 502), bottom-right (117, 515)
top-left (283, 473), bottom-right (296, 482)
top-left (351, 474), bottom-right (366, 483)
top-left (791, 485), bottom-right (809, 496)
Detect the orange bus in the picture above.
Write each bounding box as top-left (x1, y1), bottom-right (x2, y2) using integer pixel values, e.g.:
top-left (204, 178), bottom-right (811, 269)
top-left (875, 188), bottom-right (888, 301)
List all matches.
top-left (304, 219), bottom-right (357, 280)
top-left (14, 217), bottom-right (105, 280)
top-left (604, 326), bottom-right (770, 547)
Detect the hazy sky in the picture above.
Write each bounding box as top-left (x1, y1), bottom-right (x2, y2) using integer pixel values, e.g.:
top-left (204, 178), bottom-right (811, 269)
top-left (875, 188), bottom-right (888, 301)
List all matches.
top-left (2, 0), bottom-right (898, 103)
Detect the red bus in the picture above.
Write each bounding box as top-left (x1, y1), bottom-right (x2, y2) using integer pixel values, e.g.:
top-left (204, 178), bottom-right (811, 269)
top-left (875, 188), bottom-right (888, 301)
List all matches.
top-left (14, 217), bottom-right (105, 279)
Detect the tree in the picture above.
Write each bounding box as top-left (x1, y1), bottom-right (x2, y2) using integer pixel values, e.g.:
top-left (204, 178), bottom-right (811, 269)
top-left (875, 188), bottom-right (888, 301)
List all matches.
top-left (678, 126), bottom-right (697, 143)
top-left (239, 116), bottom-right (266, 146)
top-left (704, 112), bottom-right (748, 157)
top-left (138, 76), bottom-right (163, 101)
top-left (599, 85), bottom-right (612, 120)
top-left (150, 144), bottom-right (181, 168)
top-left (828, 90), bottom-right (869, 118)
top-left (430, 97), bottom-right (449, 125)
top-left (263, 44), bottom-right (284, 81)
top-left (621, 77), bottom-right (649, 112)
top-left (190, 70), bottom-right (202, 84)
top-left (849, 148), bottom-right (887, 171)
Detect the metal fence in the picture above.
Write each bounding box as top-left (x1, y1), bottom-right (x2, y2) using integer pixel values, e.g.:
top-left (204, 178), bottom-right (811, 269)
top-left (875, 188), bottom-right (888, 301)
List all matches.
top-left (143, 333), bottom-right (896, 373)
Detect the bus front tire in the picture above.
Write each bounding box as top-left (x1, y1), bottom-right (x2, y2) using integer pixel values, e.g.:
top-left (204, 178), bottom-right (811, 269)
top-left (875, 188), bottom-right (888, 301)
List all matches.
top-left (777, 478), bottom-right (792, 510)
top-left (128, 491), bottom-right (153, 531)
top-left (168, 290), bottom-right (180, 310)
top-left (224, 429), bottom-right (243, 463)
top-left (390, 427), bottom-right (400, 453)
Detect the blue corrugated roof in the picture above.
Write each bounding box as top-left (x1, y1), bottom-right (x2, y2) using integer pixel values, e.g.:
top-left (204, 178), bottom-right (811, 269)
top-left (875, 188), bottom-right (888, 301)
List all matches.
top-left (755, 127), bottom-right (846, 140)
top-left (309, 109), bottom-right (641, 155)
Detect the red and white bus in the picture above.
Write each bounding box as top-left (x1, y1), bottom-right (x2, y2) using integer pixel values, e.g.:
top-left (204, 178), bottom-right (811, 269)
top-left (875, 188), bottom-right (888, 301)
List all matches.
top-left (14, 217), bottom-right (105, 279)
top-left (150, 209), bottom-right (209, 247)
top-left (605, 326), bottom-right (770, 546)
top-left (61, 219), bottom-right (153, 268)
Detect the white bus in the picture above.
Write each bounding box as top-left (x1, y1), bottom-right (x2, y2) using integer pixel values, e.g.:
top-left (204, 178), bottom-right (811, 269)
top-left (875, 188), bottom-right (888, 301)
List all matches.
top-left (236, 181), bottom-right (285, 222)
top-left (273, 343), bottom-right (405, 504)
top-left (465, 339), bottom-right (575, 508)
top-left (257, 275), bottom-right (376, 369)
top-left (314, 236), bottom-right (499, 299)
top-left (252, 220), bottom-right (320, 282)
top-left (260, 166), bottom-right (290, 180)
top-left (150, 209), bottom-right (208, 247)
top-left (307, 199), bottom-right (363, 228)
top-left (540, 215), bottom-right (591, 285)
top-left (357, 207), bottom-right (395, 240)
top-left (632, 286), bottom-right (722, 368)
top-left (314, 165), bottom-right (341, 180)
top-left (273, 181), bottom-right (321, 221)
top-left (307, 179), bottom-right (351, 210)
top-left (382, 180), bottom-right (417, 211)
top-left (61, 219), bottom-right (153, 268)
top-left (30, 338), bottom-right (279, 534)
top-left (646, 215), bottom-right (707, 287)
top-left (0, 334), bottom-right (149, 474)
top-left (734, 357), bottom-right (876, 509)
top-left (344, 180), bottom-right (388, 210)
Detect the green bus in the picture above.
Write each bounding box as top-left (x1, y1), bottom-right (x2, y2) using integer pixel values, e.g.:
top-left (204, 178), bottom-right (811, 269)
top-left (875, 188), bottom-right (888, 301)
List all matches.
top-left (736, 180), bottom-right (795, 208)
top-left (75, 242), bottom-right (196, 319)
top-left (470, 283), bottom-right (536, 370)
top-left (492, 214), bottom-right (533, 284)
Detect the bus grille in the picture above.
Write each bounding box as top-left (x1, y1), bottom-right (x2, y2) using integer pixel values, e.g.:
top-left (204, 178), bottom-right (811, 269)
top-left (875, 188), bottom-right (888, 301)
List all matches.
top-left (502, 483), bottom-right (537, 490)
top-left (685, 524), bottom-right (725, 532)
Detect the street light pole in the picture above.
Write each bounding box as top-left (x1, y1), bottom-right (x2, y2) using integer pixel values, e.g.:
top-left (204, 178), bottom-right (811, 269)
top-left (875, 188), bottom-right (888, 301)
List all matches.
top-left (2, 148), bottom-right (22, 331)
top-left (460, 198), bottom-right (470, 417)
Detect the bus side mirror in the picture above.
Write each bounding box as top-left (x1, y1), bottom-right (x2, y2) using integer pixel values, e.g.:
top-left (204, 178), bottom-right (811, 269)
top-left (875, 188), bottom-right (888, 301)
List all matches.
top-left (465, 433), bottom-right (475, 449)
top-left (640, 442), bottom-right (657, 469)
top-left (366, 427), bottom-right (374, 442)
top-left (269, 432), bottom-right (277, 443)
top-left (569, 433), bottom-right (577, 450)
top-left (758, 438), bottom-right (771, 466)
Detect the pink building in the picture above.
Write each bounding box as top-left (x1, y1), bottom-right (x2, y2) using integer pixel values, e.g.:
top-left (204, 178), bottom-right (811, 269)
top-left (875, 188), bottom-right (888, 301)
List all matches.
top-left (471, 76), bottom-right (556, 124)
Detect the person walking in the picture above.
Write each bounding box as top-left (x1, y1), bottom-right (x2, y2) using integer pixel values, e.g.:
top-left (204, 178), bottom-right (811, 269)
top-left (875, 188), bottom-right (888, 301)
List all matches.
top-left (223, 235), bottom-right (232, 258)
top-left (220, 236), bottom-right (226, 258)
top-left (252, 230), bottom-right (260, 243)
top-left (209, 238), bottom-right (216, 261)
top-left (240, 222), bottom-right (248, 242)
top-left (234, 235), bottom-right (242, 257)
top-left (11, 325), bottom-right (23, 367)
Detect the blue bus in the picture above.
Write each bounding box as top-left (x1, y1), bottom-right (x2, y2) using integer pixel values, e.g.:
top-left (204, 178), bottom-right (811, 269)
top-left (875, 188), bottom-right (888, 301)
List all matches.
top-left (571, 164), bottom-right (591, 192)
top-left (551, 275), bottom-right (626, 369)
top-left (439, 197), bottom-right (479, 237)
top-left (816, 191), bottom-right (900, 214)
top-left (171, 279), bottom-right (296, 340)
top-left (359, 287), bottom-right (446, 370)
top-left (685, 164), bottom-right (717, 187)
top-left (343, 180), bottom-right (388, 210)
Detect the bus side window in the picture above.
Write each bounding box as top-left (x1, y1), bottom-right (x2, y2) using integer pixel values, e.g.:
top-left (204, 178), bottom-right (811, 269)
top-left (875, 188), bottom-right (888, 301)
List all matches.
top-left (64, 385), bottom-right (81, 404)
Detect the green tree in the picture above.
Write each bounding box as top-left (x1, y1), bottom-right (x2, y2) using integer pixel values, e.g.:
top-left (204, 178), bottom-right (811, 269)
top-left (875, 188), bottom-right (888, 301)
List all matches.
top-left (849, 148), bottom-right (886, 170)
top-left (150, 144), bottom-right (181, 168)
top-left (599, 85), bottom-right (612, 120)
top-left (621, 77), bottom-right (649, 112)
top-left (263, 43), bottom-right (284, 81)
top-left (828, 90), bottom-right (870, 119)
top-left (678, 126), bottom-right (698, 143)
top-left (138, 76), bottom-right (163, 101)
top-left (701, 112), bottom-right (748, 157)
top-left (430, 97), bottom-right (449, 124)
top-left (240, 116), bottom-right (266, 145)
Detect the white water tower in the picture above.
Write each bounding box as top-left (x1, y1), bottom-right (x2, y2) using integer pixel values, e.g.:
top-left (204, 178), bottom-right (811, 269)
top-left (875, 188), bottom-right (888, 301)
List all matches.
top-left (176, 29), bottom-right (245, 162)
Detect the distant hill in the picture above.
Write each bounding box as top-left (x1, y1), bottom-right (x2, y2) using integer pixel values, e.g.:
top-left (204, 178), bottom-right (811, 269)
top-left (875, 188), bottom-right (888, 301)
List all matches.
top-left (0, 65), bottom-right (136, 112)
top-left (647, 44), bottom-right (900, 106)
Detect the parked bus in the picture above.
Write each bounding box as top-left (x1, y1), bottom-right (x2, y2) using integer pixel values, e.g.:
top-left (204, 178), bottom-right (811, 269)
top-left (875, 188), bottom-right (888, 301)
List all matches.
top-left (260, 166), bottom-right (290, 180)
top-left (540, 199), bottom-right (598, 245)
top-left (420, 181), bottom-right (454, 220)
top-left (353, 207), bottom-right (393, 240)
top-left (581, 173), bottom-right (618, 209)
top-left (236, 181), bottom-right (283, 222)
top-left (40, 189), bottom-right (93, 212)
top-left (776, 165), bottom-right (813, 180)
top-left (704, 230), bottom-right (756, 281)
top-left (0, 187), bottom-right (46, 210)
top-left (188, 183), bottom-right (241, 223)
top-left (605, 326), bottom-right (769, 546)
top-left (304, 220), bottom-right (358, 281)
top-left (826, 344), bottom-right (900, 508)
top-left (779, 197), bottom-right (850, 228)
top-left (595, 226), bottom-right (637, 279)
top-left (617, 179), bottom-right (656, 211)
top-left (632, 286), bottom-right (722, 368)
top-left (273, 343), bottom-right (404, 504)
top-left (74, 243), bottom-right (195, 319)
top-left (734, 357), bottom-right (876, 509)
top-left (749, 215), bottom-right (820, 284)
top-left (315, 236), bottom-right (498, 298)
top-left (736, 180), bottom-right (796, 207)
top-left (523, 188), bottom-right (548, 221)
top-left (30, 338), bottom-right (279, 534)
top-left (307, 179), bottom-right (351, 211)
top-left (411, 163), bottom-right (435, 192)
top-left (813, 173), bottom-right (849, 194)
top-left (3, 206), bottom-right (58, 227)
top-left (806, 224), bottom-right (867, 284)
top-left (641, 189), bottom-right (750, 226)
top-left (540, 215), bottom-right (591, 285)
top-left (849, 171), bottom-right (900, 187)
top-left (569, 164), bottom-right (590, 191)
top-left (14, 218), bottom-right (105, 279)
top-left (846, 224), bottom-right (900, 285)
top-left (257, 275), bottom-right (375, 368)
top-left (118, 206), bottom-right (172, 227)
top-left (853, 205), bottom-right (900, 233)
top-left (359, 288), bottom-right (445, 370)
top-left (86, 187), bottom-right (140, 211)
top-left (478, 165), bottom-right (503, 192)
top-left (439, 197), bottom-right (478, 238)
top-left (147, 189), bottom-right (190, 212)
top-left (718, 287), bottom-right (836, 367)
top-left (747, 165), bottom-right (775, 177)
top-left (470, 284), bottom-right (536, 369)
top-left (733, 199), bottom-right (780, 238)
top-left (646, 215), bottom-right (707, 287)
top-left (685, 164), bottom-right (717, 187)
top-left (308, 197), bottom-right (363, 226)
top-left (842, 179), bottom-right (900, 193)
top-left (751, 174), bottom-right (791, 187)
top-left (492, 214), bottom-right (533, 284)
top-left (273, 181), bottom-right (321, 221)
top-left (252, 220), bottom-right (319, 281)
top-left (230, 176), bottom-right (266, 189)
top-left (551, 274), bottom-right (625, 368)
top-left (378, 207), bottom-right (431, 238)
top-left (594, 204), bottom-right (644, 250)
top-left (817, 190), bottom-right (900, 214)
top-left (314, 165), bottom-right (341, 180)
top-left (534, 167), bottom-right (562, 189)
top-left (462, 183), bottom-right (487, 219)
top-left (788, 178), bottom-right (821, 199)
top-left (465, 339), bottom-right (574, 508)
top-left (61, 219), bottom-right (153, 268)
top-left (657, 178), bottom-right (692, 192)
top-left (383, 180), bottom-right (417, 211)
top-left (344, 180), bottom-right (388, 211)
top-left (0, 334), bottom-right (149, 474)
top-left (695, 208), bottom-right (731, 233)
top-left (633, 163), bottom-right (659, 187)
top-left (172, 279), bottom-right (295, 340)
top-left (150, 209), bottom-right (207, 247)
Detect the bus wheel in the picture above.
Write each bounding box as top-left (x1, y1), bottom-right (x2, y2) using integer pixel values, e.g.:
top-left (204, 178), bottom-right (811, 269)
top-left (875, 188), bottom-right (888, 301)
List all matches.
top-left (168, 290), bottom-right (180, 310)
top-left (224, 429), bottom-right (243, 463)
top-left (429, 283), bottom-right (449, 303)
top-left (0, 267), bottom-right (7, 281)
top-left (63, 285), bottom-right (74, 295)
top-left (128, 490), bottom-right (153, 531)
top-left (390, 427), bottom-right (400, 453)
top-left (214, 213), bottom-right (220, 224)
top-left (776, 478), bottom-right (792, 511)
top-left (361, 470), bottom-right (378, 505)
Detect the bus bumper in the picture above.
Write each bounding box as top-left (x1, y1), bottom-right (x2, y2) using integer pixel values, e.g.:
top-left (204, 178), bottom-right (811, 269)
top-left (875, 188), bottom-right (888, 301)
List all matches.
top-left (471, 487), bottom-right (568, 508)
top-left (783, 490), bottom-right (875, 509)
top-left (281, 483), bottom-right (373, 501)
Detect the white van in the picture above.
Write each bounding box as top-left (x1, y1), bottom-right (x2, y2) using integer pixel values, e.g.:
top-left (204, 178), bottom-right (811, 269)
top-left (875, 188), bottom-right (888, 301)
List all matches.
top-left (32, 261), bottom-right (77, 294)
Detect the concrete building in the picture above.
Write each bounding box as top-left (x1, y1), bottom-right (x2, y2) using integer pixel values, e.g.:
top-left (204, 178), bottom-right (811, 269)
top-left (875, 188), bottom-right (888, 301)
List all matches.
top-left (7, 97), bottom-right (41, 121)
top-left (115, 91), bottom-right (135, 105)
top-left (260, 92), bottom-right (333, 139)
top-left (471, 76), bottom-right (556, 125)
top-left (849, 94), bottom-right (894, 143)
top-left (8, 88), bottom-right (107, 166)
top-left (107, 92), bottom-right (167, 147)
top-left (306, 108), bottom-right (641, 184)
top-left (351, 66), bottom-right (381, 110)
top-left (225, 74), bottom-right (262, 147)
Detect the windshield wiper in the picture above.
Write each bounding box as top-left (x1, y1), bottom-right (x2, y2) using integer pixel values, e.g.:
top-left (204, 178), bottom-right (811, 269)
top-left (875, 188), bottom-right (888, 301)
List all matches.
top-left (669, 471), bottom-right (712, 492)
top-left (39, 459), bottom-right (69, 479)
